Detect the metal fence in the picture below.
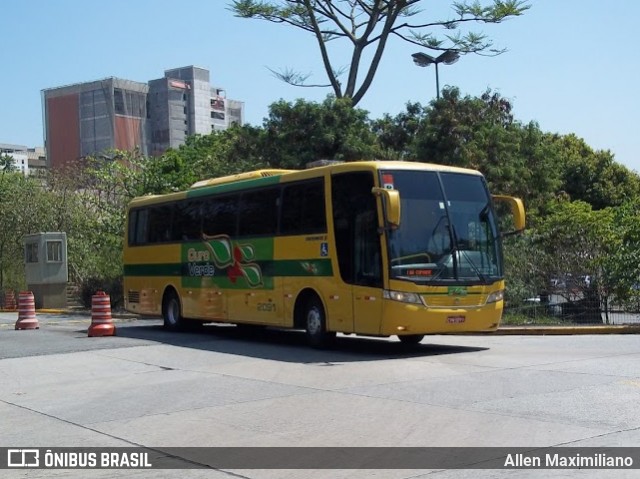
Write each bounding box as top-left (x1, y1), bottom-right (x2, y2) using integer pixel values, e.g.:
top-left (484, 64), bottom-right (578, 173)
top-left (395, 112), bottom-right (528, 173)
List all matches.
top-left (504, 288), bottom-right (640, 326)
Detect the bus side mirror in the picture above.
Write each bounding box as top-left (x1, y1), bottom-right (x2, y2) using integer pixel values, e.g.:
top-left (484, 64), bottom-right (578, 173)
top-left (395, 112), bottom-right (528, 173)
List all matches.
top-left (492, 195), bottom-right (526, 234)
top-left (372, 187), bottom-right (401, 228)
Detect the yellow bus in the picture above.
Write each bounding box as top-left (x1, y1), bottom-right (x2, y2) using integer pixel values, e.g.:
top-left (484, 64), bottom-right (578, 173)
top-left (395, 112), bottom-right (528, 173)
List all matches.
top-left (123, 161), bottom-right (525, 347)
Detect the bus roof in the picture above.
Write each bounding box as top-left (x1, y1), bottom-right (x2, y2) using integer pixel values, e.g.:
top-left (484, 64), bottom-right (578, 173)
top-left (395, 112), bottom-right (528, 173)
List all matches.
top-left (127, 160), bottom-right (483, 208)
top-left (190, 169), bottom-right (296, 189)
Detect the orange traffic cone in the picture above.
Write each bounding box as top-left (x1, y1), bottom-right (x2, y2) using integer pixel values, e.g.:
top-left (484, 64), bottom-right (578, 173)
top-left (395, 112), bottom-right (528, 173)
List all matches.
top-left (4, 289), bottom-right (17, 311)
top-left (15, 291), bottom-right (39, 330)
top-left (88, 291), bottom-right (116, 337)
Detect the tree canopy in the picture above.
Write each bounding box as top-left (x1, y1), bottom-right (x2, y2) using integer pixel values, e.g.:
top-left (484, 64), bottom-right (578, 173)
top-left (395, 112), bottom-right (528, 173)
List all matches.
top-left (231, 0), bottom-right (529, 104)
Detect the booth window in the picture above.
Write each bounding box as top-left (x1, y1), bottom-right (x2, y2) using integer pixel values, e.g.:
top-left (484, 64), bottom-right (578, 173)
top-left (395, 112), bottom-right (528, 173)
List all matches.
top-left (25, 243), bottom-right (38, 263)
top-left (46, 241), bottom-right (63, 263)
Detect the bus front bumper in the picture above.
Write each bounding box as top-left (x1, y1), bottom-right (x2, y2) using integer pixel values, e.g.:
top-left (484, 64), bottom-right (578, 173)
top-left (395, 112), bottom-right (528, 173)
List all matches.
top-left (381, 298), bottom-right (503, 336)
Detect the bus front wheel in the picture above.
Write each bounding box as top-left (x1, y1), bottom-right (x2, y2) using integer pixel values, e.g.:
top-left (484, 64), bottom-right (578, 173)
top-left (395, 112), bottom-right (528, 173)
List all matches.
top-left (162, 291), bottom-right (183, 331)
top-left (304, 297), bottom-right (335, 348)
top-left (398, 334), bottom-right (424, 345)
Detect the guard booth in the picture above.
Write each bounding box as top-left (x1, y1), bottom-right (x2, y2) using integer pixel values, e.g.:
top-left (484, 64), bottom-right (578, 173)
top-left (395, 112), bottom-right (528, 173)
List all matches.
top-left (24, 232), bottom-right (69, 309)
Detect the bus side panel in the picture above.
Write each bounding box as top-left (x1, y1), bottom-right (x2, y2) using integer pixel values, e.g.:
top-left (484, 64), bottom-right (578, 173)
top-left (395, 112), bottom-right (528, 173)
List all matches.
top-left (274, 235), bottom-right (355, 332)
top-left (123, 244), bottom-right (181, 317)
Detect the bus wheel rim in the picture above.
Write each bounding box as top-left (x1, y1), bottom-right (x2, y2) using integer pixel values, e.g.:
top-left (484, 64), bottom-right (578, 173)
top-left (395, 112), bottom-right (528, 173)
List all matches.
top-left (168, 300), bottom-right (178, 325)
top-left (307, 307), bottom-right (321, 334)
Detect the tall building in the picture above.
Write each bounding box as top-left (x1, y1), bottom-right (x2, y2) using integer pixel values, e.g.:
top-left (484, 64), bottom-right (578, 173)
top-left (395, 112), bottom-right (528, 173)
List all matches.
top-left (42, 66), bottom-right (244, 168)
top-left (42, 78), bottom-right (149, 170)
top-left (147, 66), bottom-right (244, 155)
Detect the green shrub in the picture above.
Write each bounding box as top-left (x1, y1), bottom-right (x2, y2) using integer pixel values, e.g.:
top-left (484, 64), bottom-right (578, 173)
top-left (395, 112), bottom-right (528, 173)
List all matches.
top-left (79, 276), bottom-right (123, 310)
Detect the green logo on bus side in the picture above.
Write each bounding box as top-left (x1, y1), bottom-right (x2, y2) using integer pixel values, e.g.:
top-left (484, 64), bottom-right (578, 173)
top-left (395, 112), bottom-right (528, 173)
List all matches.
top-left (185, 235), bottom-right (264, 288)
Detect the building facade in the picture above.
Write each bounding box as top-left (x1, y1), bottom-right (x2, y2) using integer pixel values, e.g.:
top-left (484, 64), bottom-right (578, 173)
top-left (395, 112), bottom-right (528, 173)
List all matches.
top-left (42, 78), bottom-right (149, 170)
top-left (42, 66), bottom-right (244, 168)
top-left (0, 143), bottom-right (30, 175)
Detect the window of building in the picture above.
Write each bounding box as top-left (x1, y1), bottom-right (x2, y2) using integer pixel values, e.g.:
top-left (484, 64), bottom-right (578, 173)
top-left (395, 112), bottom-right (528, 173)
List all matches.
top-left (46, 241), bottom-right (63, 263)
top-left (25, 243), bottom-right (38, 263)
top-left (114, 88), bottom-right (125, 114)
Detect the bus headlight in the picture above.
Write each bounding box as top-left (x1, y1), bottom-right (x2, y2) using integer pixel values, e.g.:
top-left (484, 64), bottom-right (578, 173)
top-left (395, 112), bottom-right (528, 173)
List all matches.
top-left (383, 290), bottom-right (424, 305)
top-left (486, 290), bottom-right (504, 304)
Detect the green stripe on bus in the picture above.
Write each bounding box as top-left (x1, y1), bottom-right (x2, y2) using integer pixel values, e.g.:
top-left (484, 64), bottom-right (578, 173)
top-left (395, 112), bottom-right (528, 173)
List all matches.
top-left (263, 259), bottom-right (333, 277)
top-left (185, 176), bottom-right (283, 198)
top-left (124, 259), bottom-right (333, 279)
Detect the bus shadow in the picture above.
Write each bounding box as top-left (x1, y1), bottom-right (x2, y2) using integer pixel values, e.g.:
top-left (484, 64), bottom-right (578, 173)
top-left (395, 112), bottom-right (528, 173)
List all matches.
top-left (111, 321), bottom-right (488, 363)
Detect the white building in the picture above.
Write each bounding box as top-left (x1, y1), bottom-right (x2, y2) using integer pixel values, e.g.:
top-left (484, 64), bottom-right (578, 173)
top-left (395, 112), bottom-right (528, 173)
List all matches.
top-left (0, 143), bottom-right (29, 175)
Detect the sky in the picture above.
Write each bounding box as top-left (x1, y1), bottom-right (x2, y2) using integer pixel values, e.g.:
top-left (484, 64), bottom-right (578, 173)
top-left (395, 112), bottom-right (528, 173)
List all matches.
top-left (2, 0), bottom-right (639, 171)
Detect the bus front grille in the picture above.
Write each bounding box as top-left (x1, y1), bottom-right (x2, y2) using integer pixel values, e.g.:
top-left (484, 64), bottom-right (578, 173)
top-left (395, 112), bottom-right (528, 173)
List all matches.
top-left (423, 295), bottom-right (487, 308)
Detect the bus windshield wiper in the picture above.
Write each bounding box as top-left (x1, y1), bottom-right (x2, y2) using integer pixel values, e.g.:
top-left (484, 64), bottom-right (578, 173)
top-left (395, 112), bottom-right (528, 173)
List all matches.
top-left (450, 224), bottom-right (488, 283)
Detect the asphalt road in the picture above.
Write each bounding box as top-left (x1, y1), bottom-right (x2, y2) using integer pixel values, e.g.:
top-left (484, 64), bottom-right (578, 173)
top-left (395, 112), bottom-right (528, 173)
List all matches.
top-left (0, 312), bottom-right (639, 478)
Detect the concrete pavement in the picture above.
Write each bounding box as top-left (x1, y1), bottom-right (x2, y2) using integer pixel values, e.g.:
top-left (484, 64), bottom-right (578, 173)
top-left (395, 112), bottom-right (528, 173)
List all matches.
top-left (1, 311), bottom-right (639, 478)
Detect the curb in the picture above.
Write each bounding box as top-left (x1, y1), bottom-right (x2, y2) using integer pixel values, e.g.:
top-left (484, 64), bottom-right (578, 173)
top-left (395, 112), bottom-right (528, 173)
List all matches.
top-left (496, 325), bottom-right (640, 335)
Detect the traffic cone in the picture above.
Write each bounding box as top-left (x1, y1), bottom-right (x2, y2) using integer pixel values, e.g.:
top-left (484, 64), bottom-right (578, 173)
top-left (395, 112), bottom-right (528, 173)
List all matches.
top-left (4, 289), bottom-right (17, 311)
top-left (88, 291), bottom-right (116, 337)
top-left (15, 291), bottom-right (39, 330)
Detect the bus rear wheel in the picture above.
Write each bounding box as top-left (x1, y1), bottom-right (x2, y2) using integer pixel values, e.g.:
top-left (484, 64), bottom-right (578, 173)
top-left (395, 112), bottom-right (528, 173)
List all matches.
top-left (304, 297), bottom-right (335, 349)
top-left (162, 291), bottom-right (183, 331)
top-left (398, 334), bottom-right (424, 345)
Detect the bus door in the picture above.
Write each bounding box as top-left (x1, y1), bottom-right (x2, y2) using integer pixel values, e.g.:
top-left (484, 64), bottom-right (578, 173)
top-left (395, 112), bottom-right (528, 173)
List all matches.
top-left (352, 208), bottom-right (383, 334)
top-left (332, 172), bottom-right (383, 335)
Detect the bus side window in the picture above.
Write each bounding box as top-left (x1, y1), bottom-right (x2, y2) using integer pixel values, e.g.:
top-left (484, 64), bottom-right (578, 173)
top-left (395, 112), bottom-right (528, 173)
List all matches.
top-left (203, 195), bottom-right (239, 237)
top-left (238, 188), bottom-right (280, 237)
top-left (280, 179), bottom-right (327, 235)
top-left (354, 209), bottom-right (381, 287)
top-left (148, 205), bottom-right (173, 243)
top-left (127, 208), bottom-right (149, 245)
top-left (171, 200), bottom-right (202, 241)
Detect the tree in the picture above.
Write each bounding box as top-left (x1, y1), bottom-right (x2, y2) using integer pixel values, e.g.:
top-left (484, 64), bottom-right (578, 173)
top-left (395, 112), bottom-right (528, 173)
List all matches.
top-left (534, 200), bottom-right (616, 323)
top-left (231, 0), bottom-right (529, 105)
top-left (158, 125), bottom-right (268, 186)
top-left (0, 172), bottom-right (57, 290)
top-left (262, 96), bottom-right (379, 168)
top-left (391, 88), bottom-right (562, 216)
top-left (371, 101), bottom-right (426, 160)
top-left (553, 134), bottom-right (640, 210)
top-left (600, 200), bottom-right (640, 312)
top-left (1, 153), bottom-right (16, 173)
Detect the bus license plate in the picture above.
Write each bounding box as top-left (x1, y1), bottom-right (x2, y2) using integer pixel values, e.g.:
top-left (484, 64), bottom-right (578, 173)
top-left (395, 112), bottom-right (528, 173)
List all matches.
top-left (447, 316), bottom-right (466, 324)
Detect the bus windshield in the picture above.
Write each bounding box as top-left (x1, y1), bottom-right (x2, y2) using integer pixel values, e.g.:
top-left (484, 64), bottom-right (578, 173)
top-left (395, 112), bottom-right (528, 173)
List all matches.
top-left (383, 170), bottom-right (502, 284)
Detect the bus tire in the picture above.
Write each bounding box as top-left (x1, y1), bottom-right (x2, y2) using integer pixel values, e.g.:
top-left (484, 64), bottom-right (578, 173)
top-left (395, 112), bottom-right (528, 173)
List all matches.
top-left (398, 334), bottom-right (424, 345)
top-left (304, 296), bottom-right (335, 349)
top-left (162, 290), bottom-right (183, 331)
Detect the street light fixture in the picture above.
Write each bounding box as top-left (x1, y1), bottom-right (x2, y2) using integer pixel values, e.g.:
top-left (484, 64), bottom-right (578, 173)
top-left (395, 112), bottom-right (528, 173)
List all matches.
top-left (411, 51), bottom-right (460, 100)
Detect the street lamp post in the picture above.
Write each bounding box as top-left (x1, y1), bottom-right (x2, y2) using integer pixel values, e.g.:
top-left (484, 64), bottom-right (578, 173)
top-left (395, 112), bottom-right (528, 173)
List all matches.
top-left (411, 51), bottom-right (460, 100)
